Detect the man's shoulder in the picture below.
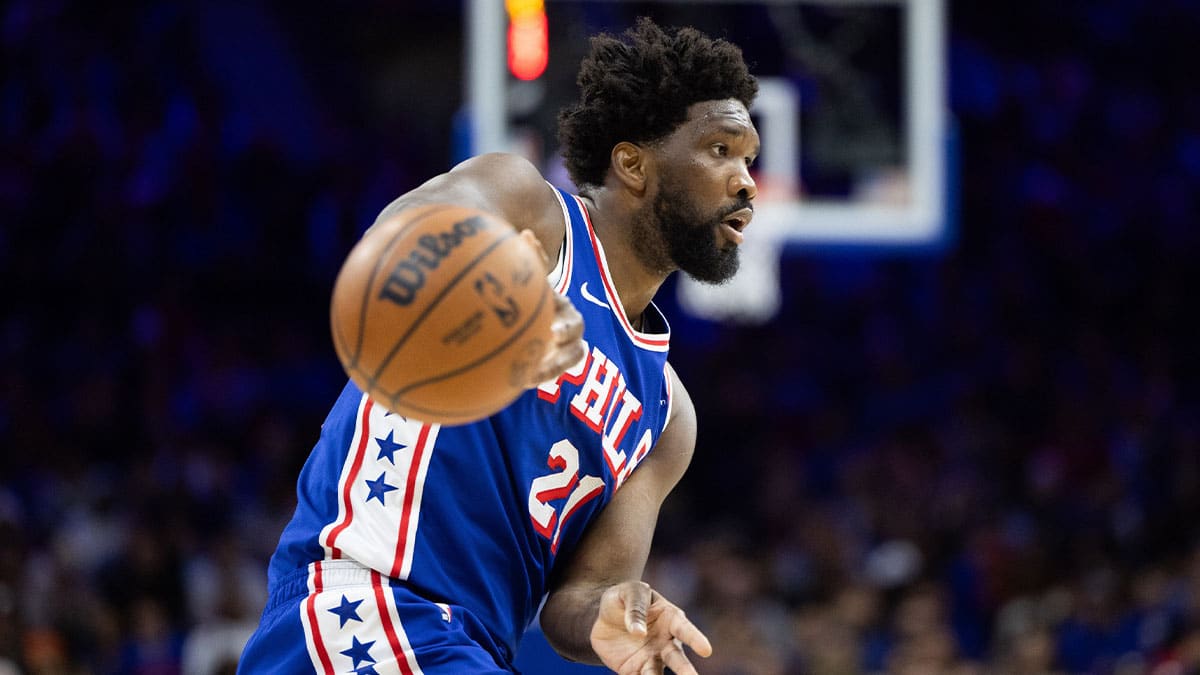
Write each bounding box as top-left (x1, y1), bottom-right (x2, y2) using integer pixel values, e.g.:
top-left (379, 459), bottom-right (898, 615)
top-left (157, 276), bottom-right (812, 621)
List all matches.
top-left (452, 152), bottom-right (546, 188)
top-left (451, 153), bottom-right (567, 255)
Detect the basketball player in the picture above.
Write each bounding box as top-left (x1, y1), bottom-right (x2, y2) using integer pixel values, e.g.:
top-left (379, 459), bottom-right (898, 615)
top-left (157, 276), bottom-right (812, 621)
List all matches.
top-left (239, 17), bottom-right (758, 675)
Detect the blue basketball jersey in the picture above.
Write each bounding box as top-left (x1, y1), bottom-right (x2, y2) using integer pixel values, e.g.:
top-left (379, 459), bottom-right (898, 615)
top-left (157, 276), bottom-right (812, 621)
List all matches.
top-left (262, 186), bottom-right (673, 668)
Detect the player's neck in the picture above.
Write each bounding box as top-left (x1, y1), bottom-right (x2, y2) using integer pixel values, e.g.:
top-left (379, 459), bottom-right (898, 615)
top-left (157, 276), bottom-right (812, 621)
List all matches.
top-left (582, 191), bottom-right (668, 326)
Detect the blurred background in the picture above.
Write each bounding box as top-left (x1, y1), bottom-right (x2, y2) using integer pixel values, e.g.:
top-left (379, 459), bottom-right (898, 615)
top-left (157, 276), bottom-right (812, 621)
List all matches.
top-left (1, 1), bottom-right (1198, 673)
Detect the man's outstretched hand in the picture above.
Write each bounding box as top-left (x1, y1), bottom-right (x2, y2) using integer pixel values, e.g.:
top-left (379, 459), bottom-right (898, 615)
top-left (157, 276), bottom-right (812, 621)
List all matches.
top-left (590, 581), bottom-right (712, 675)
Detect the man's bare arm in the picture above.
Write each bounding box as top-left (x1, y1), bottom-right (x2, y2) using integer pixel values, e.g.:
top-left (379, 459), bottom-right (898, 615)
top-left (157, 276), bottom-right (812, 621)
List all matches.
top-left (372, 152), bottom-right (566, 264)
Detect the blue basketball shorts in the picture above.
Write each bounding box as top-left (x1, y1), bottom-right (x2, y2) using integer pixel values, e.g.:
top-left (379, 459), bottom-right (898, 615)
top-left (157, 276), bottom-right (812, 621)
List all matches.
top-left (238, 560), bottom-right (515, 674)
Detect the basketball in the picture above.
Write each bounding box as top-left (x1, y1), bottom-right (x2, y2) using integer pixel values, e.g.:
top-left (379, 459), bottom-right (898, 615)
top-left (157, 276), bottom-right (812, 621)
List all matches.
top-left (330, 204), bottom-right (555, 425)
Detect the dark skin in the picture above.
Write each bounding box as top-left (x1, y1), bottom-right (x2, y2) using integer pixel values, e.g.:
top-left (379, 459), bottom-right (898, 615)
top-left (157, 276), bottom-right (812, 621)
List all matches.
top-left (372, 98), bottom-right (759, 674)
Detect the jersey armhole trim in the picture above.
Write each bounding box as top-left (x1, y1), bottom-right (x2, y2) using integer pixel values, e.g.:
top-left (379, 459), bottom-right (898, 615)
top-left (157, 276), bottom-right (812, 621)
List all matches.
top-left (546, 183), bottom-right (574, 294)
top-left (661, 363), bottom-right (675, 435)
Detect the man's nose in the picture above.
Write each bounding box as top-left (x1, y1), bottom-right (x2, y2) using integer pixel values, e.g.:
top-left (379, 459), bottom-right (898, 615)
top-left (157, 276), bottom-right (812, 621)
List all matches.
top-left (730, 165), bottom-right (757, 201)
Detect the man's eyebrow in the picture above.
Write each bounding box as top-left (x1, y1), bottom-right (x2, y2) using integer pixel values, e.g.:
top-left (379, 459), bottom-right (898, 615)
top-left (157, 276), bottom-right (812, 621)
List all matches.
top-left (711, 122), bottom-right (760, 154)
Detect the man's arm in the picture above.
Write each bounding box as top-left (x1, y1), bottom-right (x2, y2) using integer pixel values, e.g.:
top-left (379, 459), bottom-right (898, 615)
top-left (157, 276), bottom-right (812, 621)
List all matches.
top-left (364, 151), bottom-right (583, 385)
top-left (540, 363), bottom-right (712, 675)
top-left (371, 152), bottom-right (567, 265)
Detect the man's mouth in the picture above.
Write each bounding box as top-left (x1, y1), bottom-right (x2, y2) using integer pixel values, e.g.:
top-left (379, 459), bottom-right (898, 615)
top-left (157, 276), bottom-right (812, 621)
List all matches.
top-left (718, 207), bottom-right (754, 245)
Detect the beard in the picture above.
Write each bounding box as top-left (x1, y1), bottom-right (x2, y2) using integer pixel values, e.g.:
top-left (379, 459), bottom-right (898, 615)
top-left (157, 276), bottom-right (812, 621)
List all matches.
top-left (630, 173), bottom-right (747, 285)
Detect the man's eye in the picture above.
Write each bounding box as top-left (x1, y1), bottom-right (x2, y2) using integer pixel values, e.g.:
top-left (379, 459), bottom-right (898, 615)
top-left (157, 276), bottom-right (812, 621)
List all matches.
top-left (713, 144), bottom-right (728, 156)
top-left (746, 156), bottom-right (756, 168)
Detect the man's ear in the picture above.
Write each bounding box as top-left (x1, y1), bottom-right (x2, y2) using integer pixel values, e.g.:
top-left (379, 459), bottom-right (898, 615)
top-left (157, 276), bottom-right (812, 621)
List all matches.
top-left (611, 141), bottom-right (650, 194)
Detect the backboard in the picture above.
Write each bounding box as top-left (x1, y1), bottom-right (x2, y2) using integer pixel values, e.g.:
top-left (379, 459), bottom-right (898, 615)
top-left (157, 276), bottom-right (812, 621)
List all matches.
top-left (465, 0), bottom-right (950, 322)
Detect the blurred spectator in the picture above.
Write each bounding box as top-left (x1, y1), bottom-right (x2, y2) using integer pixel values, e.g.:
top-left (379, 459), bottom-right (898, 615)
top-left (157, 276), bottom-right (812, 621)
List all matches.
top-left (179, 532), bottom-right (262, 675)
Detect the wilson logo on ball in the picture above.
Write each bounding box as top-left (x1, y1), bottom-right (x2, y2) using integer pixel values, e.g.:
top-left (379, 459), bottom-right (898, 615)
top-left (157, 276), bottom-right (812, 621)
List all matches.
top-left (378, 215), bottom-right (491, 306)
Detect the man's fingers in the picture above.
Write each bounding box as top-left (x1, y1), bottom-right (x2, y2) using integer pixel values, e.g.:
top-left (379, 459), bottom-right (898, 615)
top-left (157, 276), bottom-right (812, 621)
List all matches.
top-left (550, 294), bottom-right (584, 343)
top-left (661, 640), bottom-right (699, 675)
top-left (623, 582), bottom-right (652, 636)
top-left (518, 229), bottom-right (552, 271)
top-left (592, 582), bottom-right (709, 675)
top-left (639, 656), bottom-right (663, 675)
top-left (670, 612), bottom-right (713, 658)
top-left (531, 331), bottom-right (585, 384)
top-left (527, 294), bottom-right (585, 386)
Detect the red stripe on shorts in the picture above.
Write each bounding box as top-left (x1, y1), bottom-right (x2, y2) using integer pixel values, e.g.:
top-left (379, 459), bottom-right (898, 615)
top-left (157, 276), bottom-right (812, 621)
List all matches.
top-left (306, 561), bottom-right (336, 675)
top-left (372, 570), bottom-right (417, 675)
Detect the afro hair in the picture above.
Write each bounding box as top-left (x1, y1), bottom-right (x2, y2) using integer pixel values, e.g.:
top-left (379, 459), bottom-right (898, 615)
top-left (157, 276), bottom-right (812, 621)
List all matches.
top-left (557, 17), bottom-right (758, 191)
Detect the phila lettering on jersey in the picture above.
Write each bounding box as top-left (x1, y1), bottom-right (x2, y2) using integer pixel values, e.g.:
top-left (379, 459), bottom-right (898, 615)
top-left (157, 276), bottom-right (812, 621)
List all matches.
top-left (524, 184), bottom-right (674, 553)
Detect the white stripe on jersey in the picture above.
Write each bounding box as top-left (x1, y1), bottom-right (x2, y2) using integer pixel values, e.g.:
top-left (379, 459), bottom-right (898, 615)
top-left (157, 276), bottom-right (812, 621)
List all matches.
top-left (319, 395), bottom-right (371, 559)
top-left (391, 420), bottom-right (438, 579)
top-left (319, 395), bottom-right (441, 578)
